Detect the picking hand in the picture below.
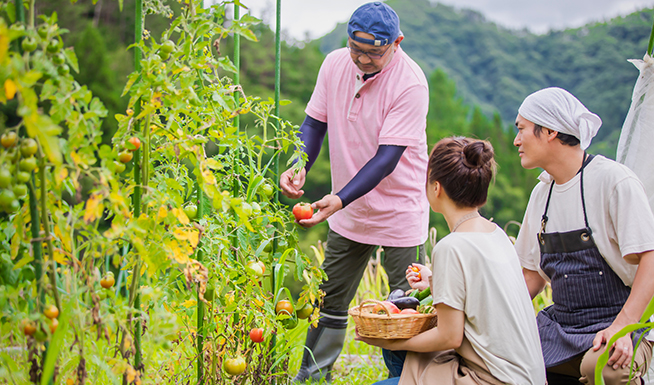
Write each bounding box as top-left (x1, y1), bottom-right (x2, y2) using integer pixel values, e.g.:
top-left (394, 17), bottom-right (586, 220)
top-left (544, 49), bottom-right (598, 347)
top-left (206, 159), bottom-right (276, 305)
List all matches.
top-left (279, 168), bottom-right (306, 199)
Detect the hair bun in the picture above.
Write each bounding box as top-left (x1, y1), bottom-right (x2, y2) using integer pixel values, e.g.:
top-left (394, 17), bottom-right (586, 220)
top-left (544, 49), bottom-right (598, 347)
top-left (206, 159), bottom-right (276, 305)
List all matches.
top-left (462, 141), bottom-right (490, 169)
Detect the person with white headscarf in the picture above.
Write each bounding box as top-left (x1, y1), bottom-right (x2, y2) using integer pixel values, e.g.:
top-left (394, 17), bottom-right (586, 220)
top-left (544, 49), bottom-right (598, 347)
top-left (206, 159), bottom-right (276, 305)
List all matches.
top-left (513, 87), bottom-right (654, 385)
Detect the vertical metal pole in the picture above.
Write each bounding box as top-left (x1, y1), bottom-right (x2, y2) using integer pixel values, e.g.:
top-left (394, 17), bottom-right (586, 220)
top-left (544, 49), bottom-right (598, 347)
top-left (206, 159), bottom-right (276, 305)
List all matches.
top-left (648, 14), bottom-right (654, 56)
top-left (233, 4), bottom-right (241, 132)
top-left (133, 0), bottom-right (144, 372)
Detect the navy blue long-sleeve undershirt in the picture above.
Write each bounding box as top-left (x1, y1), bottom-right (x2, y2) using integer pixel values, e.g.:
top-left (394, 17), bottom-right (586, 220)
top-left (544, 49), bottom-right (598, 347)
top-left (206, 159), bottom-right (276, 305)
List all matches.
top-left (299, 115), bottom-right (406, 208)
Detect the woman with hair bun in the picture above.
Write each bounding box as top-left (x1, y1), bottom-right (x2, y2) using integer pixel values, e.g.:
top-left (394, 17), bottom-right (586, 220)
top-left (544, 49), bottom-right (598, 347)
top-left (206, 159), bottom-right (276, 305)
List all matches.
top-left (359, 137), bottom-right (546, 385)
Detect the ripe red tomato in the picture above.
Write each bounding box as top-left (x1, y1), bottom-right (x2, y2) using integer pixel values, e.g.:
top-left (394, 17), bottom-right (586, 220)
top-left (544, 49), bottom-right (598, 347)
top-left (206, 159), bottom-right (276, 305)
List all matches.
top-left (127, 137), bottom-right (141, 152)
top-left (44, 304), bottom-right (59, 319)
top-left (275, 299), bottom-right (294, 316)
top-left (372, 301), bottom-right (400, 315)
top-left (249, 328), bottom-right (264, 343)
top-left (223, 355), bottom-right (246, 375)
top-left (22, 319), bottom-right (36, 336)
top-left (411, 266), bottom-right (421, 280)
top-left (292, 202), bottom-right (313, 221)
top-left (400, 308), bottom-right (419, 315)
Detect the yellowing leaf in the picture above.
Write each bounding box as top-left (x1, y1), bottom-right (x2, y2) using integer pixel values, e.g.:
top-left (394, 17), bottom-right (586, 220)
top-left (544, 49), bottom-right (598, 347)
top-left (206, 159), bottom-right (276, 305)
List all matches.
top-left (171, 207), bottom-right (189, 225)
top-left (70, 151), bottom-right (83, 166)
top-left (173, 228), bottom-right (199, 248)
top-left (83, 194), bottom-right (104, 223)
top-left (4, 79), bottom-right (16, 100)
top-left (158, 206), bottom-right (168, 218)
top-left (55, 166), bottom-right (68, 187)
top-left (53, 248), bottom-right (69, 264)
top-left (181, 299), bottom-right (197, 308)
top-left (205, 158), bottom-right (222, 170)
top-left (164, 239), bottom-right (191, 264)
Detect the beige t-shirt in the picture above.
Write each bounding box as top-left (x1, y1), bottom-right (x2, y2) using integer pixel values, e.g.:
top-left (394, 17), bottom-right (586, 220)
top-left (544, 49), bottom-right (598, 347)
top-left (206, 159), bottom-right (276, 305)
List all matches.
top-left (515, 155), bottom-right (654, 287)
top-left (431, 226), bottom-right (546, 384)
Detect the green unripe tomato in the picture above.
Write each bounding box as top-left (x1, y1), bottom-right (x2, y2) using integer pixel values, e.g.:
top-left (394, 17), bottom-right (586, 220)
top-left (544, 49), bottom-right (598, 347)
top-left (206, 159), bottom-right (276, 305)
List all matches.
top-left (38, 25), bottom-right (49, 39)
top-left (260, 183), bottom-right (274, 200)
top-left (19, 157), bottom-right (37, 172)
top-left (161, 40), bottom-right (175, 54)
top-left (16, 171), bottom-right (30, 184)
top-left (46, 38), bottom-right (62, 54)
top-left (0, 189), bottom-right (16, 207)
top-left (12, 184), bottom-right (27, 198)
top-left (52, 53), bottom-right (65, 65)
top-left (57, 64), bottom-right (69, 76)
top-left (21, 37), bottom-right (37, 52)
top-left (158, 50), bottom-right (170, 60)
top-left (10, 23), bottom-right (25, 33)
top-left (113, 161), bottom-right (126, 173)
top-left (20, 138), bottom-right (38, 157)
top-left (183, 204), bottom-right (198, 219)
top-left (0, 169), bottom-right (11, 189)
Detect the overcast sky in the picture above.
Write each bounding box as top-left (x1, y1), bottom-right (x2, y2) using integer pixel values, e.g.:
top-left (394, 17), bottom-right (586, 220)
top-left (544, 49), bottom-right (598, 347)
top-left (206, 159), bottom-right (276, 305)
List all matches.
top-left (231, 0), bottom-right (654, 41)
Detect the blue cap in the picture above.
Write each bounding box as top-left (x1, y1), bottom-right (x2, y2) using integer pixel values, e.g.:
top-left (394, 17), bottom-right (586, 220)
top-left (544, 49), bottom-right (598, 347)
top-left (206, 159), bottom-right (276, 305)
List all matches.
top-left (347, 2), bottom-right (400, 47)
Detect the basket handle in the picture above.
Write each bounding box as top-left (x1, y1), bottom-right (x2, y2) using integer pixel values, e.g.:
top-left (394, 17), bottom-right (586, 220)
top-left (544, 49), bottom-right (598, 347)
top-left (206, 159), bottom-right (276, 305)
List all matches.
top-left (358, 299), bottom-right (393, 319)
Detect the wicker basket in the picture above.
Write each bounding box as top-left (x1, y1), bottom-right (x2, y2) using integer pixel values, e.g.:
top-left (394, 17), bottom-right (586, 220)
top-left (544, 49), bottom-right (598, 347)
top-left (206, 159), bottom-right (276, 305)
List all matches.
top-left (348, 299), bottom-right (437, 339)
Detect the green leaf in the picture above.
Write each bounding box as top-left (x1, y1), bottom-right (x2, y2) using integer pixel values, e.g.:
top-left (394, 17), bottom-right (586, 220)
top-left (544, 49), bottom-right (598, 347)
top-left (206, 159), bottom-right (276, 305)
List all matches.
top-left (63, 47), bottom-right (79, 73)
top-left (640, 295), bottom-right (654, 323)
top-left (217, 57), bottom-right (238, 73)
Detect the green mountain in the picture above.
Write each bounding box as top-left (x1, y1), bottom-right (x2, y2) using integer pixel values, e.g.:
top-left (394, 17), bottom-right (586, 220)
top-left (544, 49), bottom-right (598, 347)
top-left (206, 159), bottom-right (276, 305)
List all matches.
top-left (320, 0), bottom-right (654, 157)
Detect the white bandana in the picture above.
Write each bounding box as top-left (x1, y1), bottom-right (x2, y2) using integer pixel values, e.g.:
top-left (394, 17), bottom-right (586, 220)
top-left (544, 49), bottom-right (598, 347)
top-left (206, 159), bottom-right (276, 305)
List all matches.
top-left (518, 87), bottom-right (602, 150)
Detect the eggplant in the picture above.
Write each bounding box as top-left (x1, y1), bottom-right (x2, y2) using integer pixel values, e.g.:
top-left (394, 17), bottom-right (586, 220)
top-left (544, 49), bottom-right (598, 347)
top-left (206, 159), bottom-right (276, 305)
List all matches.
top-left (390, 296), bottom-right (420, 310)
top-left (387, 289), bottom-right (405, 302)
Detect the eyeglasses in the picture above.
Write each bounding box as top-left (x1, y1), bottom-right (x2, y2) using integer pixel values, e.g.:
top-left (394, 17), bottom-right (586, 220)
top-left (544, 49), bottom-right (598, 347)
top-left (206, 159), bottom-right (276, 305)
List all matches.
top-left (347, 43), bottom-right (392, 60)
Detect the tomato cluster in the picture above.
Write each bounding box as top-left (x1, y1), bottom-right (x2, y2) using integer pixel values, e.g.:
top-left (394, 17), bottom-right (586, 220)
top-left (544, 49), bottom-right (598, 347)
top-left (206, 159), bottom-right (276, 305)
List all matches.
top-left (21, 304), bottom-right (60, 341)
top-left (0, 132), bottom-right (39, 214)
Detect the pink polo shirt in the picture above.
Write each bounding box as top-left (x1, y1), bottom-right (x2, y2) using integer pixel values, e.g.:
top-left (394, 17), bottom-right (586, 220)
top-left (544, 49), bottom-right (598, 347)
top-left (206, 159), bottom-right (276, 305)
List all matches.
top-left (305, 46), bottom-right (429, 247)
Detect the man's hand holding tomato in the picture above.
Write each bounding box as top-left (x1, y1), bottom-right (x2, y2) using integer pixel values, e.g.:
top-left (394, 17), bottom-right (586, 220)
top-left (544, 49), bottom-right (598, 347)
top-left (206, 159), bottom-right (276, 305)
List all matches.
top-left (295, 194), bottom-right (343, 228)
top-left (282, 167), bottom-right (343, 228)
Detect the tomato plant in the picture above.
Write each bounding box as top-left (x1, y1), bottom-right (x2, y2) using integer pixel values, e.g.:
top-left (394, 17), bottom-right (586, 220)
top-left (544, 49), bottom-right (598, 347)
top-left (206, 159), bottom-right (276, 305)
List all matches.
top-left (0, 2), bottom-right (326, 383)
top-left (292, 202), bottom-right (313, 221)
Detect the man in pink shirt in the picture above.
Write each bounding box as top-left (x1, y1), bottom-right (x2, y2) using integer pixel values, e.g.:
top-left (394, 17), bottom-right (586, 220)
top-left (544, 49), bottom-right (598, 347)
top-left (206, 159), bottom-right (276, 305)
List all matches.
top-left (279, 2), bottom-right (430, 381)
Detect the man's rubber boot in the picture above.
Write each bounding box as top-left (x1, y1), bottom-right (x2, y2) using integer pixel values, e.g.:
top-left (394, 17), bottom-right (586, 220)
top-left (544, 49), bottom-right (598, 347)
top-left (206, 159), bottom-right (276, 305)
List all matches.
top-left (293, 313), bottom-right (348, 383)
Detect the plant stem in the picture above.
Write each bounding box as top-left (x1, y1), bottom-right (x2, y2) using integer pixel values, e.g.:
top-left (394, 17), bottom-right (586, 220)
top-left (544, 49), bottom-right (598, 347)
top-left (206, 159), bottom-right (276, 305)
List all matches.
top-left (37, 149), bottom-right (61, 311)
top-left (28, 178), bottom-right (44, 311)
top-left (196, 180), bottom-right (205, 383)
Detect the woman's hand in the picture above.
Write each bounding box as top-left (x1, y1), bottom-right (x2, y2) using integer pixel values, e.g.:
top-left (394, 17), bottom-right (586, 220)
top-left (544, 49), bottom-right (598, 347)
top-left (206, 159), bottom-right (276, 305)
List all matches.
top-left (406, 263), bottom-right (431, 291)
top-left (355, 327), bottom-right (404, 350)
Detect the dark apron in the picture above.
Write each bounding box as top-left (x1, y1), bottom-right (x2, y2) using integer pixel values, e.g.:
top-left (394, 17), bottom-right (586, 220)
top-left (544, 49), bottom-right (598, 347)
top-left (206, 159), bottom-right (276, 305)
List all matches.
top-left (537, 154), bottom-right (637, 368)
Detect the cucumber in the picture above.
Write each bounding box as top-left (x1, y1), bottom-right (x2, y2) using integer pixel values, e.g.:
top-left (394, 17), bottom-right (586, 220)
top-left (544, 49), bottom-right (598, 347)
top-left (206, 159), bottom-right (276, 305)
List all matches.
top-left (419, 295), bottom-right (433, 306)
top-left (417, 287), bottom-right (431, 301)
top-left (408, 289), bottom-right (420, 298)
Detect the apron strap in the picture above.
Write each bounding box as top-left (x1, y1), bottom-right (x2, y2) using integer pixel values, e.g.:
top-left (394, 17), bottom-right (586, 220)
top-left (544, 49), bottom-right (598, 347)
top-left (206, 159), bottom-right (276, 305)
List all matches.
top-left (539, 152), bottom-right (595, 240)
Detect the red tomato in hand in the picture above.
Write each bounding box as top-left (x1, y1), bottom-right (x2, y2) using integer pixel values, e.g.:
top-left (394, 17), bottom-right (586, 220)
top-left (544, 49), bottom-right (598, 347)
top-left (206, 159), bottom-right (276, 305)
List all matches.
top-left (249, 328), bottom-right (264, 343)
top-left (292, 203), bottom-right (313, 221)
top-left (411, 266), bottom-right (421, 280)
